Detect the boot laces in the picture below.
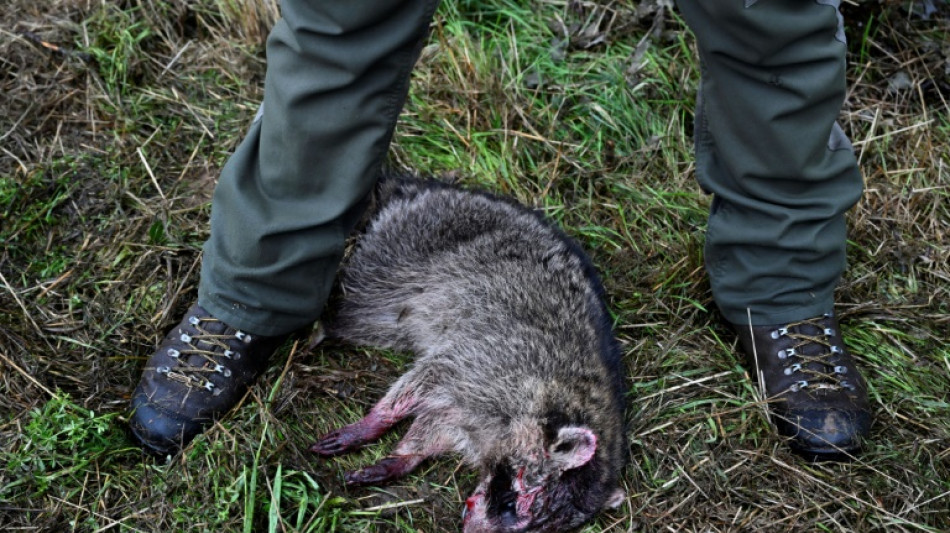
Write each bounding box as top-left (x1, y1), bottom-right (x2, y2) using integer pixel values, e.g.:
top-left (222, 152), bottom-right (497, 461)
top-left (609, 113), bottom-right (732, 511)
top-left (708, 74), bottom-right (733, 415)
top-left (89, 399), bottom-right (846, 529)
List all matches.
top-left (770, 315), bottom-right (855, 393)
top-left (155, 314), bottom-right (253, 395)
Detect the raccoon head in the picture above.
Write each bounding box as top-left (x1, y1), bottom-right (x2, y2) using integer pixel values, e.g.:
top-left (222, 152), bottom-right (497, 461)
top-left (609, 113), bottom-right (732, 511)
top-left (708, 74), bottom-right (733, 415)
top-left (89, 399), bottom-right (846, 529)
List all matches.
top-left (462, 426), bottom-right (624, 532)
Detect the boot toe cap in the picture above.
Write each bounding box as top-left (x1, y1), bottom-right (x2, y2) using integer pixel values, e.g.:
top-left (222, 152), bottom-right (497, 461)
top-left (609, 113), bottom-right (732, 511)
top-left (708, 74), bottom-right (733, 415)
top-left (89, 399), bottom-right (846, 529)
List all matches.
top-left (129, 393), bottom-right (207, 456)
top-left (774, 407), bottom-right (871, 461)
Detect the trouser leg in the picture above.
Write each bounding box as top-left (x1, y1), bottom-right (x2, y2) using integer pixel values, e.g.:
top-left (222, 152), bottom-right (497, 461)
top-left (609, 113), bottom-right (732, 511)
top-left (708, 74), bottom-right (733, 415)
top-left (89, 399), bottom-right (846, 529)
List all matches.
top-left (198, 0), bottom-right (441, 336)
top-left (675, 0), bottom-right (864, 325)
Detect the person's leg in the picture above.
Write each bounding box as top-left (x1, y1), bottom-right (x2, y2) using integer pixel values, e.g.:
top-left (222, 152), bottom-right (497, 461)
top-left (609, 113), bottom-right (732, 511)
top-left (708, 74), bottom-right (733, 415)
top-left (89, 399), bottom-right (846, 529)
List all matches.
top-left (202, 0), bottom-right (441, 337)
top-left (130, 0), bottom-right (441, 456)
top-left (675, 0), bottom-right (871, 460)
top-left (680, 0), bottom-right (862, 324)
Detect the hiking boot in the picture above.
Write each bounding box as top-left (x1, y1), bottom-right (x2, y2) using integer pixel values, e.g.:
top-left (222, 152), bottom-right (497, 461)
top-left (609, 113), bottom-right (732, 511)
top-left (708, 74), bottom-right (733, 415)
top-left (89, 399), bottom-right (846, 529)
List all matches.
top-left (733, 314), bottom-right (871, 461)
top-left (129, 304), bottom-right (288, 456)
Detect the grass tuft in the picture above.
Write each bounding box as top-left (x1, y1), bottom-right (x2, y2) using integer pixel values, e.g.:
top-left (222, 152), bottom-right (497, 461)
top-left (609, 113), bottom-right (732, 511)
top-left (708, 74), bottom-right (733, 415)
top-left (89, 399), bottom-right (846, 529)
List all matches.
top-left (2, 393), bottom-right (135, 499)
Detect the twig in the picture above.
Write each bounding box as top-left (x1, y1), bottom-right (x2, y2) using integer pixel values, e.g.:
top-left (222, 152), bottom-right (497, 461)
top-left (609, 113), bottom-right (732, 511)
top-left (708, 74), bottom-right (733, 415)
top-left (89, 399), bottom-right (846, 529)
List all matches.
top-left (770, 456), bottom-right (935, 531)
top-left (137, 147), bottom-right (167, 202)
top-left (48, 496), bottom-right (149, 533)
top-left (361, 498), bottom-right (425, 512)
top-left (0, 270), bottom-right (45, 337)
top-left (0, 103), bottom-right (34, 143)
top-left (637, 370), bottom-right (732, 402)
top-left (1, 145), bottom-right (28, 174)
top-left (0, 349), bottom-right (56, 399)
top-left (19, 31), bottom-right (93, 62)
top-left (852, 119), bottom-right (935, 147)
top-left (746, 308), bottom-right (769, 419)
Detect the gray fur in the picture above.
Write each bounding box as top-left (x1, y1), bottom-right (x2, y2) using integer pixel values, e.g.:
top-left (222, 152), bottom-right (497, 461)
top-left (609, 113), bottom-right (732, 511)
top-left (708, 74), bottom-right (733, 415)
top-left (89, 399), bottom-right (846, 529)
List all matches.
top-left (314, 177), bottom-right (627, 532)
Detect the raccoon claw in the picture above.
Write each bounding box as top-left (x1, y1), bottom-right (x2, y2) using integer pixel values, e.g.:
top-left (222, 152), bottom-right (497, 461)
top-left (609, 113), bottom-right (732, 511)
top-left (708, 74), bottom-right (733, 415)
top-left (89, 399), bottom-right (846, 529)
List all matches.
top-left (310, 429), bottom-right (362, 456)
top-left (344, 456), bottom-right (417, 486)
top-left (311, 408), bottom-right (406, 456)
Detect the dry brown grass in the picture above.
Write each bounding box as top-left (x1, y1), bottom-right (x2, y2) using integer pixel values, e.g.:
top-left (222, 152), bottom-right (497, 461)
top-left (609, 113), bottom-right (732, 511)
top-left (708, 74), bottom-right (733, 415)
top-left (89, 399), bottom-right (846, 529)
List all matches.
top-left (1, 0), bottom-right (948, 531)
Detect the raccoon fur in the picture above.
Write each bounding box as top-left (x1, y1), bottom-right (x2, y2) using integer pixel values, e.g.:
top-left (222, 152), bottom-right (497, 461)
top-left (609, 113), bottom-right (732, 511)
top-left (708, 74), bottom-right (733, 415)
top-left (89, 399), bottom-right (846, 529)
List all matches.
top-left (310, 177), bottom-right (627, 532)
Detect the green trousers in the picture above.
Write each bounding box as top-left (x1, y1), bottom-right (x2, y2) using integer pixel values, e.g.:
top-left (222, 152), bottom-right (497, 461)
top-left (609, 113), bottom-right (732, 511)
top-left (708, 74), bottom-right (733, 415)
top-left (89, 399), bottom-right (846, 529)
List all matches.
top-left (198, 0), bottom-right (863, 336)
top-left (677, 0), bottom-right (864, 325)
top-left (199, 0), bottom-right (441, 336)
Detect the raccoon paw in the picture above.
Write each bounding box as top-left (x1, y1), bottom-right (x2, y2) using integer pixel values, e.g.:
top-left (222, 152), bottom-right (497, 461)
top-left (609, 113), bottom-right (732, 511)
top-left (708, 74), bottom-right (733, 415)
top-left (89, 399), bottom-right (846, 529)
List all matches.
top-left (343, 455), bottom-right (421, 486)
top-left (309, 427), bottom-right (367, 456)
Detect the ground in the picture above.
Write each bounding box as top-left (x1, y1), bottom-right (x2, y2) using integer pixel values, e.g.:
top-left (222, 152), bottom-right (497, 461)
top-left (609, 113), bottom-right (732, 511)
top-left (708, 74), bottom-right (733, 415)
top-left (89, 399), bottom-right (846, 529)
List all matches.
top-left (1, 0), bottom-right (948, 531)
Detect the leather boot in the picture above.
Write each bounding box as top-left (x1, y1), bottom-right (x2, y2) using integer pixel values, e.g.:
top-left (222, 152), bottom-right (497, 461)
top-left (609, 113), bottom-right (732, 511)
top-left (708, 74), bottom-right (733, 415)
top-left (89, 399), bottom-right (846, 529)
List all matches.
top-left (733, 314), bottom-right (871, 461)
top-left (129, 304), bottom-right (289, 456)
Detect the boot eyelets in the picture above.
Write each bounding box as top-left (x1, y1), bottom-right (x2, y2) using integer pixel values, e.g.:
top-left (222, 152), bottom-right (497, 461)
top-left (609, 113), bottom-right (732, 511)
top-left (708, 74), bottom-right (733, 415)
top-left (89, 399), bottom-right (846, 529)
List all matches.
top-left (163, 322), bottom-right (253, 394)
top-left (734, 314), bottom-right (870, 458)
top-left (789, 380), bottom-right (809, 392)
top-left (131, 304), bottom-right (288, 456)
top-left (770, 327), bottom-right (789, 339)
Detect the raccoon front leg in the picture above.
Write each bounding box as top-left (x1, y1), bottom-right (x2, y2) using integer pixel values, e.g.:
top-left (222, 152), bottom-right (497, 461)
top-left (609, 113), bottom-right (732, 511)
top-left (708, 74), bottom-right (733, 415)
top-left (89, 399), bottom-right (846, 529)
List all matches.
top-left (343, 416), bottom-right (456, 485)
top-left (310, 392), bottom-right (420, 456)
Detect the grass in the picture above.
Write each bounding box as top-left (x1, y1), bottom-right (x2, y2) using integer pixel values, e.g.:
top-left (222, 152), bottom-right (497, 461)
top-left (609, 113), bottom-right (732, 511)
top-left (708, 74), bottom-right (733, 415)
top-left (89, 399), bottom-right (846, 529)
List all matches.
top-left (1, 0), bottom-right (949, 531)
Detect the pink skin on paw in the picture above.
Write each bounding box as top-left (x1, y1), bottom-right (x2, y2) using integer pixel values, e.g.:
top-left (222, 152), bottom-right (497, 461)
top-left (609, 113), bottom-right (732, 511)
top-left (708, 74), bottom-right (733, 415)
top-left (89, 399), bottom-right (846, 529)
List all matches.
top-left (310, 395), bottom-right (418, 456)
top-left (309, 413), bottom-right (390, 456)
top-left (343, 417), bottom-right (454, 485)
top-left (344, 454), bottom-right (424, 485)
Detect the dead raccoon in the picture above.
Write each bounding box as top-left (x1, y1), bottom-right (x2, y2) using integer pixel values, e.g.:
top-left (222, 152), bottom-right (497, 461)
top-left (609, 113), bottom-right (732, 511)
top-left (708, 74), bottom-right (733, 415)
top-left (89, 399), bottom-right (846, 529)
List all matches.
top-left (310, 177), bottom-right (627, 532)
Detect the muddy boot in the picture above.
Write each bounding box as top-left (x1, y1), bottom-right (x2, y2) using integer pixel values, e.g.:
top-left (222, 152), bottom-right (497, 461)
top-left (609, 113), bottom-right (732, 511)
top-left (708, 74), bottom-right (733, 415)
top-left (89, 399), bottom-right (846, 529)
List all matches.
top-left (734, 314), bottom-right (872, 461)
top-left (129, 304), bottom-right (289, 456)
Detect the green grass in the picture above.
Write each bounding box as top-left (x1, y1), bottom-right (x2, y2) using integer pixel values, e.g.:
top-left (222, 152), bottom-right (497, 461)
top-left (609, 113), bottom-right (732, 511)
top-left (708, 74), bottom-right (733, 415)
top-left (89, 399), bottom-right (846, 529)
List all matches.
top-left (3, 393), bottom-right (134, 499)
top-left (1, 0), bottom-right (949, 531)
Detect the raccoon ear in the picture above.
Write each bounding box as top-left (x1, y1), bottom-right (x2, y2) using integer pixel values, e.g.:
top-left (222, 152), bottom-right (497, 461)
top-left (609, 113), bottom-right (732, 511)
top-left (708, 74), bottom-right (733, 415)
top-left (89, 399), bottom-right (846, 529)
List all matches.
top-left (549, 426), bottom-right (597, 471)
